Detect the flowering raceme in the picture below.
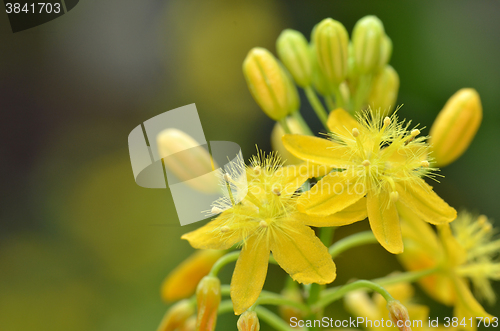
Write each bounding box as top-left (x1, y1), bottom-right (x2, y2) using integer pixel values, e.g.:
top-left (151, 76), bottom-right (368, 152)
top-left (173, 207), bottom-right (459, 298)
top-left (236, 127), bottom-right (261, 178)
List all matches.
top-left (283, 108), bottom-right (457, 253)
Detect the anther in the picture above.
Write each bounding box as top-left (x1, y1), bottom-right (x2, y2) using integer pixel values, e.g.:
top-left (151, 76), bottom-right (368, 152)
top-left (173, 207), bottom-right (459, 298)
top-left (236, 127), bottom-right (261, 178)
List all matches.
top-left (211, 206), bottom-right (223, 214)
top-left (390, 191), bottom-right (399, 203)
top-left (259, 220), bottom-right (268, 228)
top-left (352, 128), bottom-right (360, 137)
top-left (421, 160), bottom-right (430, 168)
top-left (384, 117), bottom-right (391, 127)
top-left (362, 160), bottom-right (371, 167)
top-left (223, 173), bottom-right (232, 182)
top-left (272, 186), bottom-right (281, 196)
top-left (253, 166), bottom-right (261, 175)
top-left (411, 129), bottom-right (420, 137)
top-left (221, 226), bottom-right (230, 233)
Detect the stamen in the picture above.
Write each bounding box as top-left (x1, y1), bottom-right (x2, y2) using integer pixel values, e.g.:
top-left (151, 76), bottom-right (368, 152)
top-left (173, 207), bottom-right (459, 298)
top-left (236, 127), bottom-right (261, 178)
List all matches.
top-left (253, 166), bottom-right (261, 175)
top-left (211, 206), bottom-right (223, 214)
top-left (352, 128), bottom-right (360, 137)
top-left (362, 160), bottom-right (371, 167)
top-left (221, 225), bottom-right (230, 233)
top-left (390, 191), bottom-right (399, 203)
top-left (383, 117), bottom-right (391, 127)
top-left (272, 186), bottom-right (281, 196)
top-left (421, 160), bottom-right (430, 168)
top-left (259, 220), bottom-right (268, 228)
top-left (411, 129), bottom-right (420, 137)
top-left (224, 173), bottom-right (232, 182)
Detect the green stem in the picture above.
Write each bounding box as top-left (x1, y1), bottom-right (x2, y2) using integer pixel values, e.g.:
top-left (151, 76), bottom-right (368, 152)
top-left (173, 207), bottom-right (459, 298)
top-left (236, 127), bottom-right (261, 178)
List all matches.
top-left (328, 231), bottom-right (377, 258)
top-left (291, 111), bottom-right (314, 135)
top-left (320, 227), bottom-right (335, 247)
top-left (325, 95), bottom-right (335, 112)
top-left (209, 251), bottom-right (240, 277)
top-left (279, 118), bottom-right (292, 134)
top-left (218, 300), bottom-right (234, 315)
top-left (255, 306), bottom-right (295, 331)
top-left (305, 86), bottom-right (328, 128)
top-left (314, 279), bottom-right (394, 309)
top-left (373, 268), bottom-right (439, 287)
top-left (256, 292), bottom-right (310, 313)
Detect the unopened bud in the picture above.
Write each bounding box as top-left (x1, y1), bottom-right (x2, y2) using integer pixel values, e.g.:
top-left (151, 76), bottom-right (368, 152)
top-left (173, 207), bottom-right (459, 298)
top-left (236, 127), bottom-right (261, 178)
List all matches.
top-left (157, 128), bottom-right (219, 194)
top-left (429, 88), bottom-right (482, 167)
top-left (387, 300), bottom-right (412, 331)
top-left (237, 311), bottom-right (260, 331)
top-left (368, 65), bottom-right (399, 117)
top-left (178, 316), bottom-right (196, 331)
top-left (271, 117), bottom-right (308, 165)
top-left (310, 44), bottom-right (332, 96)
top-left (161, 250), bottom-right (224, 302)
top-left (156, 300), bottom-right (195, 331)
top-left (352, 16), bottom-right (385, 74)
top-left (376, 35), bottom-right (393, 72)
top-left (196, 276), bottom-right (221, 331)
top-left (277, 29), bottom-right (313, 88)
top-left (243, 48), bottom-right (300, 120)
top-left (313, 18), bottom-right (349, 85)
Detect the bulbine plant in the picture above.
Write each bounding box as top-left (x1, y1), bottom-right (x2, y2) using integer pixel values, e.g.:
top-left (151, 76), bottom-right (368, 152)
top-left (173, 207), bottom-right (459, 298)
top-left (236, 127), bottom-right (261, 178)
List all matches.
top-left (156, 16), bottom-right (497, 331)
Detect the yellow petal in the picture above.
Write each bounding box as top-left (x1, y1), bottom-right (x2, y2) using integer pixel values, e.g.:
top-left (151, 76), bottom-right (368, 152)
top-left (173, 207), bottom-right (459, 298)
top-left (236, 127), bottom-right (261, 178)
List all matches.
top-left (326, 108), bottom-right (360, 137)
top-left (299, 169), bottom-right (366, 216)
top-left (383, 144), bottom-right (428, 165)
top-left (270, 222), bottom-right (336, 284)
top-left (398, 203), bottom-right (441, 255)
top-left (296, 198), bottom-right (367, 227)
top-left (438, 224), bottom-right (467, 266)
top-left (181, 213), bottom-right (246, 250)
top-left (231, 234), bottom-right (270, 315)
top-left (161, 250), bottom-right (224, 302)
top-left (367, 191), bottom-right (403, 254)
top-left (282, 134), bottom-right (350, 166)
top-left (396, 179), bottom-right (457, 225)
top-left (452, 275), bottom-right (494, 324)
top-left (275, 163), bottom-right (333, 199)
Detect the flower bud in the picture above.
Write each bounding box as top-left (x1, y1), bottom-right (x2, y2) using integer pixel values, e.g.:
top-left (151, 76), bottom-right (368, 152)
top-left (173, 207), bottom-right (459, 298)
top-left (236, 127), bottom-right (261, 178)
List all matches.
top-left (156, 300), bottom-right (195, 331)
top-left (429, 88), bottom-right (482, 167)
top-left (310, 44), bottom-right (332, 96)
top-left (179, 316), bottom-right (196, 331)
top-left (271, 117), bottom-right (307, 165)
top-left (312, 18), bottom-right (349, 85)
top-left (161, 250), bottom-right (224, 302)
top-left (277, 29), bottom-right (313, 88)
top-left (376, 35), bottom-right (393, 72)
top-left (237, 311), bottom-right (260, 331)
top-left (196, 276), bottom-right (221, 331)
top-left (157, 128), bottom-right (219, 194)
top-left (352, 16), bottom-right (385, 74)
top-left (368, 65), bottom-right (399, 116)
top-left (387, 300), bottom-right (411, 331)
top-left (243, 47), bottom-right (300, 120)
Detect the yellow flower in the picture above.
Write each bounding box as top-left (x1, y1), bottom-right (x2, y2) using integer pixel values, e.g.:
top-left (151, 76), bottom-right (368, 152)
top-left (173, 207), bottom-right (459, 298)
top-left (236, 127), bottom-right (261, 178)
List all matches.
top-left (182, 152), bottom-right (346, 314)
top-left (345, 282), bottom-right (445, 331)
top-left (283, 108), bottom-right (457, 254)
top-left (161, 249), bottom-right (224, 302)
top-left (398, 207), bottom-right (497, 331)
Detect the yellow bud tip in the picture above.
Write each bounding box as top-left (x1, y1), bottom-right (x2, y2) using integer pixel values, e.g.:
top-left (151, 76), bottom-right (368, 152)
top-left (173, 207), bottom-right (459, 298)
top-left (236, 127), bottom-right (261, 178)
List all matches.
top-left (259, 220), bottom-right (268, 228)
top-left (352, 128), bottom-right (360, 137)
top-left (253, 166), bottom-right (261, 175)
top-left (211, 206), bottom-right (223, 214)
top-left (272, 186), bottom-right (281, 196)
top-left (390, 191), bottom-right (399, 203)
top-left (384, 117), bottom-right (391, 126)
top-left (411, 129), bottom-right (420, 137)
top-left (421, 160), bottom-right (430, 168)
top-left (387, 300), bottom-right (411, 331)
top-left (224, 173), bottom-right (232, 182)
top-left (362, 160), bottom-right (371, 167)
top-left (221, 226), bottom-right (230, 233)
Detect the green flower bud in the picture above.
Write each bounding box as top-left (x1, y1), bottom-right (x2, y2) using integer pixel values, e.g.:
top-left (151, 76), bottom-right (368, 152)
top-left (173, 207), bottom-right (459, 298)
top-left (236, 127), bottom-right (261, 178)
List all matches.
top-left (376, 35), bottom-right (393, 72)
top-left (310, 44), bottom-right (331, 96)
top-left (312, 18), bottom-right (349, 85)
top-left (352, 16), bottom-right (385, 74)
top-left (368, 65), bottom-right (399, 116)
top-left (243, 48), bottom-right (300, 120)
top-left (277, 29), bottom-right (313, 88)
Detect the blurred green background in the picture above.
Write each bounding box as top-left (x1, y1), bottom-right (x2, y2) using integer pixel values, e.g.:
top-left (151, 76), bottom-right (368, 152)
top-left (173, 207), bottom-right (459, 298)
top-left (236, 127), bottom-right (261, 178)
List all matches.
top-left (0, 1), bottom-right (499, 330)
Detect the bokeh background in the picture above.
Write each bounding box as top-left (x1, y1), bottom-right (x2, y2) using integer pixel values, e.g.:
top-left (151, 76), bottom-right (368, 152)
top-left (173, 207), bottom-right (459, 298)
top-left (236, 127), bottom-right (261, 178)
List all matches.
top-left (1, 1), bottom-right (499, 330)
